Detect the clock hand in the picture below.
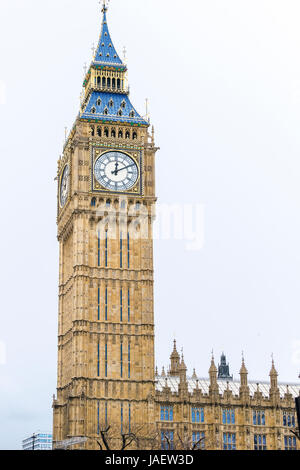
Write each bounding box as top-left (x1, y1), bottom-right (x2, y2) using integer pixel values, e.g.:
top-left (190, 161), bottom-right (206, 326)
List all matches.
top-left (115, 163), bottom-right (135, 174)
top-left (111, 162), bottom-right (119, 176)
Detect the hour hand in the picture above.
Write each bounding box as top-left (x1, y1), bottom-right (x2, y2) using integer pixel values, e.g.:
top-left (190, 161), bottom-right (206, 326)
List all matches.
top-left (111, 162), bottom-right (119, 175)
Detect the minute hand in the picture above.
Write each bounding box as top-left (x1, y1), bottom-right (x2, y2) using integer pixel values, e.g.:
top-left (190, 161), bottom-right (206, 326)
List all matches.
top-left (116, 163), bottom-right (136, 174)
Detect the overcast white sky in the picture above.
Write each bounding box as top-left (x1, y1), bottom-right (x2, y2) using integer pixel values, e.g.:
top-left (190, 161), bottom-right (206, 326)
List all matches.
top-left (0, 0), bottom-right (300, 449)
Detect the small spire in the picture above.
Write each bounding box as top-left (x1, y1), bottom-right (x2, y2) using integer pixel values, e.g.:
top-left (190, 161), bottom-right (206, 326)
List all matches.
top-left (161, 366), bottom-right (166, 377)
top-left (192, 368), bottom-right (197, 380)
top-left (180, 350), bottom-right (187, 370)
top-left (209, 354), bottom-right (217, 374)
top-left (155, 366), bottom-right (158, 377)
top-left (240, 356), bottom-right (248, 374)
top-left (270, 355), bottom-right (278, 376)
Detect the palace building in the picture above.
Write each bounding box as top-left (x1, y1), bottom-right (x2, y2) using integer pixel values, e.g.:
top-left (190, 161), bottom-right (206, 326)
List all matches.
top-left (52, 3), bottom-right (300, 450)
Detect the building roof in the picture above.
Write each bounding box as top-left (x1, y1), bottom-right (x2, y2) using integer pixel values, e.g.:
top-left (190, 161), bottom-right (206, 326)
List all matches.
top-left (93, 9), bottom-right (124, 67)
top-left (81, 92), bottom-right (148, 125)
top-left (155, 376), bottom-right (300, 398)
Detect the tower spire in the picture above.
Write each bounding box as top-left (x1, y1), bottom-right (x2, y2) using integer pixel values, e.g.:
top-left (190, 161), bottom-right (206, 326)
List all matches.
top-left (93, 1), bottom-right (123, 67)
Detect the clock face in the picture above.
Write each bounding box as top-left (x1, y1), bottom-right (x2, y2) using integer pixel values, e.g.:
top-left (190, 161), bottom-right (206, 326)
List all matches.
top-left (60, 165), bottom-right (69, 207)
top-left (94, 151), bottom-right (139, 192)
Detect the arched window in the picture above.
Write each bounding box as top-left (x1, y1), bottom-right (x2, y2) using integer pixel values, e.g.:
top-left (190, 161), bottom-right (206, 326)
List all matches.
top-left (103, 107), bottom-right (108, 115)
top-left (109, 99), bottom-right (114, 107)
top-left (118, 130), bottom-right (123, 138)
top-left (90, 126), bottom-right (95, 136)
top-left (132, 132), bottom-right (137, 140)
top-left (120, 200), bottom-right (126, 209)
top-left (104, 128), bottom-right (109, 137)
top-left (97, 127), bottom-right (102, 137)
top-left (102, 77), bottom-right (106, 87)
top-left (111, 129), bottom-right (116, 138)
top-left (112, 78), bottom-right (116, 89)
top-left (117, 79), bottom-right (121, 89)
top-left (117, 109), bottom-right (123, 116)
top-left (91, 107), bottom-right (96, 114)
top-left (129, 111), bottom-right (135, 118)
top-left (106, 199), bottom-right (111, 208)
top-left (121, 100), bottom-right (126, 109)
top-left (91, 197), bottom-right (96, 207)
top-left (135, 201), bottom-right (141, 210)
top-left (107, 78), bottom-right (111, 88)
top-left (97, 76), bottom-right (101, 85)
top-left (125, 131), bottom-right (130, 139)
top-left (97, 98), bottom-right (101, 106)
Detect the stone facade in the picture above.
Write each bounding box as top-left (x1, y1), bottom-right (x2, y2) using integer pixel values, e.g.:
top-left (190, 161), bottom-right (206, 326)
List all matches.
top-left (52, 4), bottom-right (299, 451)
top-left (155, 342), bottom-right (300, 451)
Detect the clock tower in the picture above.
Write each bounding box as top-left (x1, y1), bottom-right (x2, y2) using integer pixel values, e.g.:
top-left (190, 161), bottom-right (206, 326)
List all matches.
top-left (53, 3), bottom-right (158, 449)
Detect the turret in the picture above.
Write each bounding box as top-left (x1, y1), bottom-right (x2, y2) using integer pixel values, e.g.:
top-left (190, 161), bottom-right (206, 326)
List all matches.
top-left (179, 353), bottom-right (187, 383)
top-left (239, 356), bottom-right (248, 388)
top-left (209, 354), bottom-right (219, 397)
top-left (218, 352), bottom-right (233, 381)
top-left (269, 358), bottom-right (280, 402)
top-left (169, 340), bottom-right (180, 376)
top-left (239, 355), bottom-right (250, 401)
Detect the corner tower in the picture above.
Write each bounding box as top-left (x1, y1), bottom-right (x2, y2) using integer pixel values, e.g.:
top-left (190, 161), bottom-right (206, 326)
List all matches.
top-left (53, 3), bottom-right (158, 450)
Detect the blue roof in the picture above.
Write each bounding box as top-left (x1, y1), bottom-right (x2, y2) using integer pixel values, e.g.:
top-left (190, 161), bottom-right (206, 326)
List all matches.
top-left (81, 92), bottom-right (149, 126)
top-left (93, 10), bottom-right (124, 67)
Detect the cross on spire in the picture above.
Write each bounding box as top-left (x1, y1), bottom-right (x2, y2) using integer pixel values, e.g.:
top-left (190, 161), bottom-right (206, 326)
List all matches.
top-left (101, 0), bottom-right (110, 12)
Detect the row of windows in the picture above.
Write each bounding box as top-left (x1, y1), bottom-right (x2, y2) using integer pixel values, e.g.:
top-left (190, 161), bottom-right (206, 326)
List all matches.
top-left (97, 231), bottom-right (130, 269)
top-left (97, 402), bottom-right (131, 436)
top-left (192, 407), bottom-right (205, 423)
top-left (254, 434), bottom-right (267, 450)
top-left (97, 343), bottom-right (131, 378)
top-left (160, 431), bottom-right (298, 451)
top-left (222, 409), bottom-right (235, 425)
top-left (90, 126), bottom-right (137, 139)
top-left (284, 436), bottom-right (297, 450)
top-left (223, 433), bottom-right (236, 450)
top-left (91, 198), bottom-right (142, 211)
top-left (283, 412), bottom-right (296, 427)
top-left (160, 432), bottom-right (206, 450)
top-left (95, 76), bottom-right (122, 89)
top-left (160, 406), bottom-right (173, 422)
top-left (161, 406), bottom-right (205, 423)
top-left (160, 407), bottom-right (296, 429)
top-left (91, 106), bottom-right (135, 119)
top-left (96, 288), bottom-right (131, 325)
top-left (253, 410), bottom-right (265, 426)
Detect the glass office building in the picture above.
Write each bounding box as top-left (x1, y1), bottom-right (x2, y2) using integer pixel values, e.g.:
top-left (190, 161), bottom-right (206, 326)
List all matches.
top-left (22, 432), bottom-right (52, 450)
